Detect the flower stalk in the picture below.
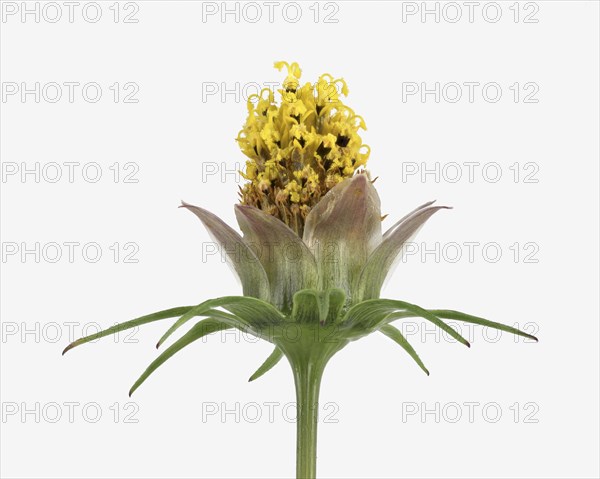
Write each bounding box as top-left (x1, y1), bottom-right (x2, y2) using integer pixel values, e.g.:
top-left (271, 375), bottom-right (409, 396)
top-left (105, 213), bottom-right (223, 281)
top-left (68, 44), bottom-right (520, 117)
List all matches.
top-left (277, 324), bottom-right (347, 479)
top-left (293, 357), bottom-right (322, 479)
top-left (294, 364), bottom-right (323, 479)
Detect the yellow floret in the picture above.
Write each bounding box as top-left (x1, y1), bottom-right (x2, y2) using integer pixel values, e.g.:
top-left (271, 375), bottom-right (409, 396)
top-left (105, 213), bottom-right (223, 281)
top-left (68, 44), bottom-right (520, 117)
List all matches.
top-left (237, 61), bottom-right (370, 235)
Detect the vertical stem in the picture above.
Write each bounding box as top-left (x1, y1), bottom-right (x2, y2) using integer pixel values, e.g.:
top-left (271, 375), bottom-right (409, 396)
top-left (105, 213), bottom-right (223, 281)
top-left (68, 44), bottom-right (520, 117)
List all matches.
top-left (293, 359), bottom-right (325, 479)
top-left (279, 325), bottom-right (346, 479)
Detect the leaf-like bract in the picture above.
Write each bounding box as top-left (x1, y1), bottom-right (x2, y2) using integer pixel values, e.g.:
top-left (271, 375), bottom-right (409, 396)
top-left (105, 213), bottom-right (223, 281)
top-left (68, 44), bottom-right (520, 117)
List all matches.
top-left (63, 306), bottom-right (193, 355)
top-left (157, 296), bottom-right (285, 347)
top-left (248, 346), bottom-right (284, 382)
top-left (129, 318), bottom-right (228, 396)
top-left (380, 324), bottom-right (429, 375)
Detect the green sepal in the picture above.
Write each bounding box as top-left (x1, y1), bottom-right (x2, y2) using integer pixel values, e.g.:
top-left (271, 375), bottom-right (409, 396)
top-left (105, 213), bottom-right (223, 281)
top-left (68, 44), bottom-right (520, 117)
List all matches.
top-left (292, 290), bottom-right (328, 324)
top-left (292, 288), bottom-right (346, 324)
top-left (156, 308), bottom-right (238, 349)
top-left (342, 299), bottom-right (471, 347)
top-left (430, 309), bottom-right (538, 342)
top-left (248, 346), bottom-right (284, 382)
top-left (328, 289), bottom-right (346, 323)
top-left (157, 296), bottom-right (285, 348)
top-left (62, 306), bottom-right (193, 355)
top-left (380, 324), bottom-right (429, 376)
top-left (384, 309), bottom-right (538, 342)
top-left (129, 318), bottom-right (228, 396)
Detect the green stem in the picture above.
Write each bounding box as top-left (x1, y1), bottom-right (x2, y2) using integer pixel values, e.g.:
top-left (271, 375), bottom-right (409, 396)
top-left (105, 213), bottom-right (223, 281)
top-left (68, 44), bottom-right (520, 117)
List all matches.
top-left (276, 324), bottom-right (347, 479)
top-left (292, 359), bottom-right (325, 479)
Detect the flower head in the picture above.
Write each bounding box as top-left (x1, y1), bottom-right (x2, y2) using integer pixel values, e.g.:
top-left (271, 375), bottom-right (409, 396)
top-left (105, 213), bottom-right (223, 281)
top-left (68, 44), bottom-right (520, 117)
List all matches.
top-left (64, 61), bottom-right (537, 479)
top-left (237, 61), bottom-right (370, 236)
top-left (66, 60), bottom-right (536, 380)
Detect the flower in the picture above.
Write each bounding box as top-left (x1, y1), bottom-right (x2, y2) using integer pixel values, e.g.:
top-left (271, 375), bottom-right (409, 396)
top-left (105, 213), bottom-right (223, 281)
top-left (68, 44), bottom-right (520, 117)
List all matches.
top-left (64, 62), bottom-right (537, 479)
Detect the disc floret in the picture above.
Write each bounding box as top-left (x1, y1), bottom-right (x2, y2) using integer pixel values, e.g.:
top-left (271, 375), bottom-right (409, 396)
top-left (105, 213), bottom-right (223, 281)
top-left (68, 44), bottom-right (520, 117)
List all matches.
top-left (237, 61), bottom-right (370, 235)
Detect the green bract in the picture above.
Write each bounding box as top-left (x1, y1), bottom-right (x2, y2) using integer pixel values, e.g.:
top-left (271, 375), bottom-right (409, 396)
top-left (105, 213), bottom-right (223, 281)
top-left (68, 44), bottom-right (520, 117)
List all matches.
top-left (64, 173), bottom-right (537, 479)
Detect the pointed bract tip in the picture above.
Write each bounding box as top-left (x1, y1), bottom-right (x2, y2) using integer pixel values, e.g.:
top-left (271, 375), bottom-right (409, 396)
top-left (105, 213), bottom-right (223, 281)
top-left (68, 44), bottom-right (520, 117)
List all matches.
top-left (128, 387), bottom-right (135, 398)
top-left (248, 371), bottom-right (262, 382)
top-left (425, 370), bottom-right (430, 376)
top-left (234, 203), bottom-right (255, 216)
top-left (62, 342), bottom-right (77, 355)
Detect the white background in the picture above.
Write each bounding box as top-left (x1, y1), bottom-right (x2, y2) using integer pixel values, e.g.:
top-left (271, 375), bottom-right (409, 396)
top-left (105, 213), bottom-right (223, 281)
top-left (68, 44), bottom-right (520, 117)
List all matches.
top-left (1, 1), bottom-right (599, 478)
